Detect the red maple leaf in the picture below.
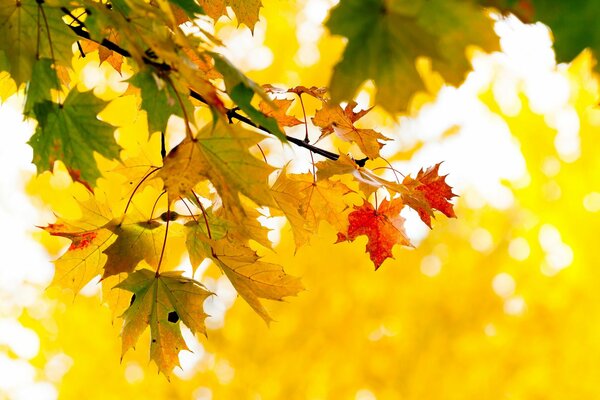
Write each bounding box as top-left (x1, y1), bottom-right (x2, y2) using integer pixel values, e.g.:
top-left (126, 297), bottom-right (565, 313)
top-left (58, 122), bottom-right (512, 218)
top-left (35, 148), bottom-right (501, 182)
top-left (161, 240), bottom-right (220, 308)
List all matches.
top-left (402, 163), bottom-right (456, 228)
top-left (337, 198), bottom-right (412, 269)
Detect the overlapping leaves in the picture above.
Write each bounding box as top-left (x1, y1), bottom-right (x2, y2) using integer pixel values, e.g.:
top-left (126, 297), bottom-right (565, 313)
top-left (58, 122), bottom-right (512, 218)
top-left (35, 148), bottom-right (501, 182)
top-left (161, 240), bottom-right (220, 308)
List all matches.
top-left (7, 0), bottom-right (470, 379)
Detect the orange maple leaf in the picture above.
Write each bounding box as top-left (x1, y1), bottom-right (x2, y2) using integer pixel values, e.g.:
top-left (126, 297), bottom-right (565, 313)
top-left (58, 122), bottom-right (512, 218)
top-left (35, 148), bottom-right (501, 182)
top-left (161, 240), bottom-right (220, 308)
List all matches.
top-left (337, 198), bottom-right (412, 269)
top-left (259, 99), bottom-right (303, 129)
top-left (79, 34), bottom-right (124, 73)
top-left (402, 163), bottom-right (457, 228)
top-left (312, 101), bottom-right (388, 159)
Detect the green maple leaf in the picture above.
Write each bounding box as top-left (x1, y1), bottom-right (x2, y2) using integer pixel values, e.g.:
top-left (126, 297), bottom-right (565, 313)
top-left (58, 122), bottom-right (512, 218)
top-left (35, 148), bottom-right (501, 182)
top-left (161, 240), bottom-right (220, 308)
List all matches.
top-left (23, 58), bottom-right (58, 116)
top-left (157, 119), bottom-right (275, 210)
top-left (326, 0), bottom-right (499, 112)
top-left (129, 70), bottom-right (194, 134)
top-left (29, 89), bottom-right (122, 185)
top-left (0, 0), bottom-right (76, 85)
top-left (117, 269), bottom-right (212, 378)
top-left (168, 0), bottom-right (205, 20)
top-left (211, 53), bottom-right (286, 141)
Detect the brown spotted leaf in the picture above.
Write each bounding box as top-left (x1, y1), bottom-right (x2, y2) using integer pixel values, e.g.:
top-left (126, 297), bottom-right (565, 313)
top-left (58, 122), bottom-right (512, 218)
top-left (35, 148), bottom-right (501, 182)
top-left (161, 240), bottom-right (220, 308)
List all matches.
top-left (117, 269), bottom-right (212, 378)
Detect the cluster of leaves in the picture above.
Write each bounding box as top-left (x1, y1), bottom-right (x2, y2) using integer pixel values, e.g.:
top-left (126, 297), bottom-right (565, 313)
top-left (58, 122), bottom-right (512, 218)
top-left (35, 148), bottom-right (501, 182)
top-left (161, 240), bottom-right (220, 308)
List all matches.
top-left (6, 0), bottom-right (593, 378)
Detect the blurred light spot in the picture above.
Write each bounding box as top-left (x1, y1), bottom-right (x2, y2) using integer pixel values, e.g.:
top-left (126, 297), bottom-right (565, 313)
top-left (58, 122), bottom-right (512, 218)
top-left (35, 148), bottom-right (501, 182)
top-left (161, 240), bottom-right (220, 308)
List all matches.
top-left (193, 387), bottom-right (213, 400)
top-left (492, 75), bottom-right (521, 116)
top-left (368, 324), bottom-right (396, 341)
top-left (296, 21), bottom-right (323, 42)
top-left (355, 389), bottom-right (377, 400)
top-left (401, 207), bottom-right (430, 245)
top-left (79, 275), bottom-right (101, 297)
top-left (542, 243), bottom-right (574, 276)
top-left (295, 45), bottom-right (320, 67)
top-left (204, 276), bottom-right (237, 330)
top-left (583, 192), bottom-right (600, 212)
top-left (0, 320), bottom-right (40, 360)
top-left (304, 0), bottom-right (330, 24)
top-left (175, 326), bottom-right (206, 379)
top-left (420, 255), bottom-right (442, 277)
top-left (541, 156), bottom-right (561, 177)
top-left (124, 362), bottom-right (144, 384)
top-left (248, 47), bottom-right (274, 70)
top-left (44, 354), bottom-right (73, 382)
top-left (508, 237), bottom-right (530, 261)
top-left (0, 354), bottom-right (36, 392)
top-left (12, 382), bottom-right (57, 400)
top-left (355, 89), bottom-right (371, 110)
top-left (542, 181), bottom-right (561, 201)
top-left (492, 273), bottom-right (515, 298)
top-left (526, 72), bottom-right (570, 114)
top-left (81, 64), bottom-right (103, 88)
top-left (550, 108), bottom-right (581, 162)
top-left (538, 224), bottom-right (561, 251)
top-left (470, 228), bottom-right (493, 252)
top-left (219, 22), bottom-right (273, 71)
top-left (503, 296), bottom-right (526, 316)
top-left (214, 359), bottom-right (235, 384)
top-left (484, 323), bottom-right (497, 337)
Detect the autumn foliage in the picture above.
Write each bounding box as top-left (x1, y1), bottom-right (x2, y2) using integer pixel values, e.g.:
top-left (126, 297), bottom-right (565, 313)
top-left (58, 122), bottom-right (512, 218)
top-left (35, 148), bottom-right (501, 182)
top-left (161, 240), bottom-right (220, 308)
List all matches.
top-left (2, 0), bottom-right (600, 396)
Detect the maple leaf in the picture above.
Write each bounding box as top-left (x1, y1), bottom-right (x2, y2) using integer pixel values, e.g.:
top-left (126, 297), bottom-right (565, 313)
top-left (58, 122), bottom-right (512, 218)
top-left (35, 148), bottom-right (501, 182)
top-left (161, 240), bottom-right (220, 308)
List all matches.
top-left (117, 269), bottom-right (212, 378)
top-left (296, 176), bottom-right (354, 234)
top-left (259, 99), bottom-right (303, 129)
top-left (79, 35), bottom-right (124, 73)
top-left (102, 220), bottom-right (166, 278)
top-left (326, 0), bottom-right (499, 112)
top-left (184, 202), bottom-right (271, 269)
top-left (263, 84), bottom-right (328, 101)
top-left (198, 0), bottom-right (262, 31)
top-left (129, 69), bottom-right (194, 134)
top-left (337, 198), bottom-right (412, 269)
top-left (210, 239), bottom-right (303, 324)
top-left (401, 163), bottom-right (457, 228)
top-left (28, 89), bottom-right (122, 186)
top-left (312, 102), bottom-right (388, 159)
top-left (316, 153), bottom-right (402, 197)
top-left (168, 0), bottom-right (204, 21)
top-left (0, 0), bottom-right (76, 85)
top-left (288, 85), bottom-right (328, 100)
top-left (271, 170), bottom-right (354, 247)
top-left (42, 196), bottom-right (116, 292)
top-left (23, 58), bottom-right (59, 117)
top-left (157, 120), bottom-right (275, 211)
top-left (270, 169), bottom-right (313, 247)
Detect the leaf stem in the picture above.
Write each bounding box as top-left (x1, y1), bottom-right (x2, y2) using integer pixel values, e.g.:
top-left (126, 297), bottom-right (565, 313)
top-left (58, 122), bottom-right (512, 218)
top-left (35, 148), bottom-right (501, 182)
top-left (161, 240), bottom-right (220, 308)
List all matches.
top-left (155, 198), bottom-right (170, 277)
top-left (191, 190), bottom-right (212, 240)
top-left (122, 167), bottom-right (160, 218)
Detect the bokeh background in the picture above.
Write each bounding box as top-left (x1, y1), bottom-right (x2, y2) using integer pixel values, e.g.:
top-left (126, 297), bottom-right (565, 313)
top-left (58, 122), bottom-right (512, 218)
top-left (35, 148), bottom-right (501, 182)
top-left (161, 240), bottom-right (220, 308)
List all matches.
top-left (2, 0), bottom-right (600, 399)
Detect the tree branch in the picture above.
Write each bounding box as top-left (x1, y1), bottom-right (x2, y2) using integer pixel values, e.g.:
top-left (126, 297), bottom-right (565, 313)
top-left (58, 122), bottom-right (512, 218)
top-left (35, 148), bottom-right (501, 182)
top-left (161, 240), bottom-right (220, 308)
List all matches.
top-left (61, 9), bottom-right (368, 166)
